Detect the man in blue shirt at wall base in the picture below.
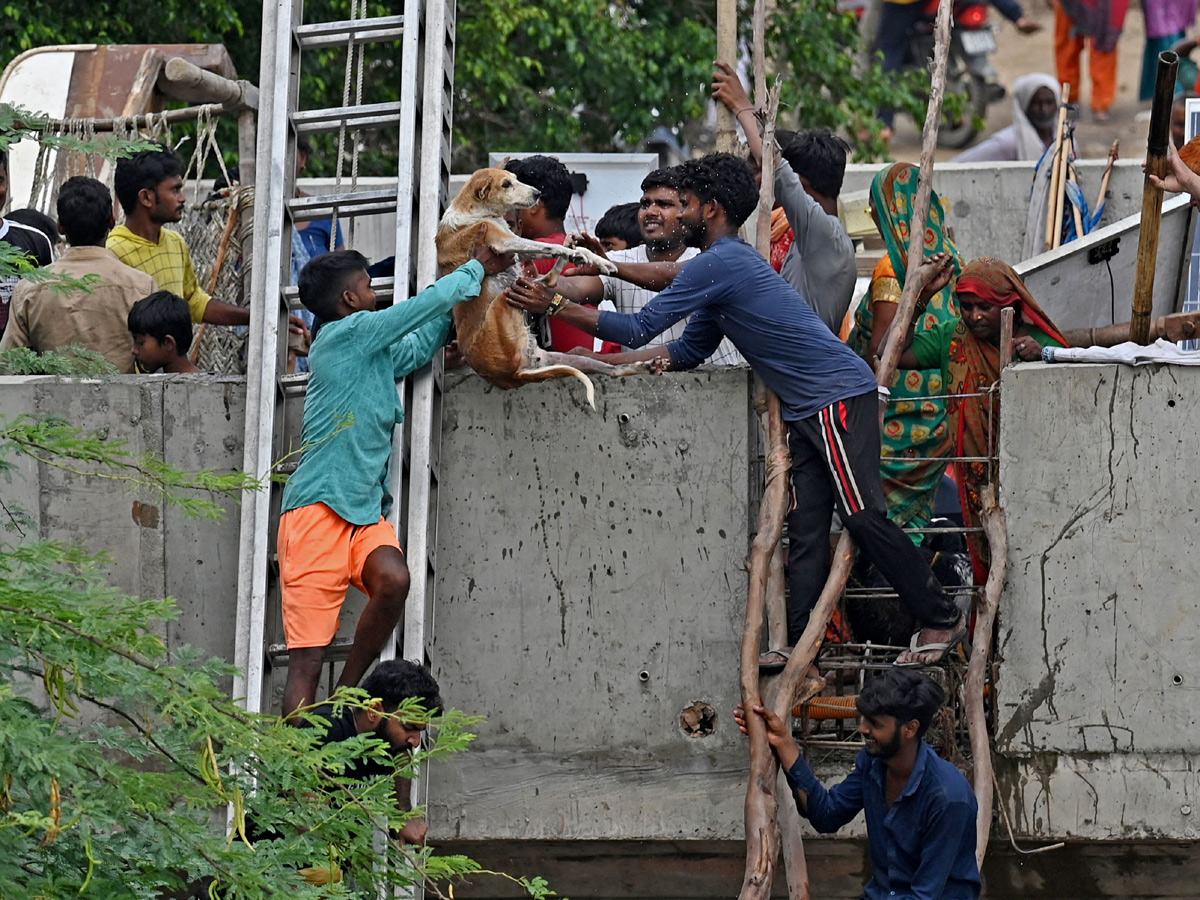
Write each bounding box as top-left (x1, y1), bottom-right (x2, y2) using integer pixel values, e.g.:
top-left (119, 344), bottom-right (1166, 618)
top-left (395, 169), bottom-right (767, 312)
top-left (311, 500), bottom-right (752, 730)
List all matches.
top-left (506, 153), bottom-right (964, 670)
top-left (737, 668), bottom-right (981, 900)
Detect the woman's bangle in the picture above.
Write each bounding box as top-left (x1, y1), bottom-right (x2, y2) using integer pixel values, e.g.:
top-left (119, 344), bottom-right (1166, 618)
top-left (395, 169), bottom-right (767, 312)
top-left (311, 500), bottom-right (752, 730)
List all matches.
top-left (734, 106), bottom-right (756, 117)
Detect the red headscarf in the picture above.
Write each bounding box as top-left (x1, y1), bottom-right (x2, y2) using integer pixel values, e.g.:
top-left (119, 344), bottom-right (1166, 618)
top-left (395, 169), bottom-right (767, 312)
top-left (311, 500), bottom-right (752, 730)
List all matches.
top-left (954, 257), bottom-right (1067, 347)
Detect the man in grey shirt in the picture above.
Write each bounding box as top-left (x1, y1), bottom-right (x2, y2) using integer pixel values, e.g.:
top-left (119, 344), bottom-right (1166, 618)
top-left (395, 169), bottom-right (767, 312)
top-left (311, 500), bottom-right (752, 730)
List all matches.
top-left (713, 63), bottom-right (857, 334)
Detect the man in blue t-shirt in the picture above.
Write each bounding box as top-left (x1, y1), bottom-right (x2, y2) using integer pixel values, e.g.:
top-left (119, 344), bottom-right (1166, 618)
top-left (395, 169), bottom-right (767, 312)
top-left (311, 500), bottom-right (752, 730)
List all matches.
top-left (736, 668), bottom-right (981, 900)
top-left (506, 153), bottom-right (963, 669)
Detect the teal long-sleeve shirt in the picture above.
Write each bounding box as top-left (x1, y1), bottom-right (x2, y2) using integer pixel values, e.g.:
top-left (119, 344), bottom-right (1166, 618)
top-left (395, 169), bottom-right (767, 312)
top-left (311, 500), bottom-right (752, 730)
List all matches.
top-left (281, 260), bottom-right (484, 525)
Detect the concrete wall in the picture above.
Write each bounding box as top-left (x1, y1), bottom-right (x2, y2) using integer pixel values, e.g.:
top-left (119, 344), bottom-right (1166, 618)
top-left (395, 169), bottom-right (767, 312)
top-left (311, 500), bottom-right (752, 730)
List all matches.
top-left (427, 368), bottom-right (756, 841)
top-left (0, 375), bottom-right (245, 664)
top-left (996, 361), bottom-right (1200, 840)
top-left (1016, 194), bottom-right (1194, 330)
top-left (9, 362), bottom-right (1200, 856)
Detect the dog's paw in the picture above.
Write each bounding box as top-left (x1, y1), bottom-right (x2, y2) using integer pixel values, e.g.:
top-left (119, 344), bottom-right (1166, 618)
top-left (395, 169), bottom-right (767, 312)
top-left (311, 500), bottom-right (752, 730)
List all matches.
top-left (573, 248), bottom-right (617, 275)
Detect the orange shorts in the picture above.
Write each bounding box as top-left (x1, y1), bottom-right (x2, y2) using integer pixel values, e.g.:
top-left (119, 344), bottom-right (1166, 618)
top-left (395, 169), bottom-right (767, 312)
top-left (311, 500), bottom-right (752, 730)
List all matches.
top-left (278, 502), bottom-right (403, 649)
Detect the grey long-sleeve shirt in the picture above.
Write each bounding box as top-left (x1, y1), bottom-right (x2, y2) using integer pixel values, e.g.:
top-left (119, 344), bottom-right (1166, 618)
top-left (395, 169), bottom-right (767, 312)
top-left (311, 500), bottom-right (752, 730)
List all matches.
top-left (775, 158), bottom-right (858, 335)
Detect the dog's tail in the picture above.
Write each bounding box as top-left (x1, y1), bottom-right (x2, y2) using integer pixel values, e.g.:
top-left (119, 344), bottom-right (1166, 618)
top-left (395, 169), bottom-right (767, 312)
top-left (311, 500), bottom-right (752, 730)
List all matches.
top-left (516, 365), bottom-right (597, 408)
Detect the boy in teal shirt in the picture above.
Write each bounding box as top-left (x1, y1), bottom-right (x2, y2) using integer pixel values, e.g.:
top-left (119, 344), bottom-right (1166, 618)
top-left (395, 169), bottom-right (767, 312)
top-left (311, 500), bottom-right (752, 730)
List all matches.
top-left (279, 237), bottom-right (511, 718)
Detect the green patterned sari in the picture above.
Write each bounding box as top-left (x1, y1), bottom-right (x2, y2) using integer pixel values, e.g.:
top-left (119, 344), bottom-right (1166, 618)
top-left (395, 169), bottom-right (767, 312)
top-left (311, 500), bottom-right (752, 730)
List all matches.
top-left (849, 163), bottom-right (962, 538)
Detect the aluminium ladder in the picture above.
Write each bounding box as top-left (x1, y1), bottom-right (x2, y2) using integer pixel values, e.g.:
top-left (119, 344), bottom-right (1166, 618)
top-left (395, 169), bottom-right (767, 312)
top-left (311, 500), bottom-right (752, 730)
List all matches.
top-left (233, 0), bottom-right (457, 715)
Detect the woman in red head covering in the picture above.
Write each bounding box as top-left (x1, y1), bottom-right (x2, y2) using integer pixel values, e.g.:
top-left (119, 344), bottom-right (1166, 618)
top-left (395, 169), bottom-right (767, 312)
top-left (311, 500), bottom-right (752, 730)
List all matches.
top-left (897, 257), bottom-right (1067, 582)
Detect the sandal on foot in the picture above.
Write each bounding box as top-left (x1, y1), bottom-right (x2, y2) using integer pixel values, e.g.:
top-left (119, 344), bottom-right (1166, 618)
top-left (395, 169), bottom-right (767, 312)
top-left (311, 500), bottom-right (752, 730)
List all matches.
top-left (758, 647), bottom-right (793, 674)
top-left (894, 620), bottom-right (968, 668)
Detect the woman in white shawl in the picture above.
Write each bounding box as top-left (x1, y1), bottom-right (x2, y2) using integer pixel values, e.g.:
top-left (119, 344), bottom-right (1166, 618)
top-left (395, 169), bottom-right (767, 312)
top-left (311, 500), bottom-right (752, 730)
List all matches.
top-left (955, 73), bottom-right (1060, 162)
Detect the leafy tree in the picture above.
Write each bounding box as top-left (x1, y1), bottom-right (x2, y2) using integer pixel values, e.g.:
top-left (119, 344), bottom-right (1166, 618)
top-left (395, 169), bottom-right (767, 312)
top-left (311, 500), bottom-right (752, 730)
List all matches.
top-left (0, 0), bottom-right (920, 181)
top-left (451, 0), bottom-right (717, 168)
top-left (0, 118), bottom-right (557, 900)
top-left (767, 0), bottom-right (927, 161)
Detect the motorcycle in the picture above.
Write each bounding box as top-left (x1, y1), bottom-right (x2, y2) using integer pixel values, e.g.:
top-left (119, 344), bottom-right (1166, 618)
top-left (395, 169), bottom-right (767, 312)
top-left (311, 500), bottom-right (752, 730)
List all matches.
top-left (839, 0), bottom-right (1005, 148)
top-left (908, 0), bottom-right (1004, 148)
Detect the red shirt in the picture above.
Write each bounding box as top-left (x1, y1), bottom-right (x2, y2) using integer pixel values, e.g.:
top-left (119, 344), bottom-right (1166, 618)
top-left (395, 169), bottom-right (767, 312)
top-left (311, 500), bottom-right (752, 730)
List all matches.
top-left (532, 233), bottom-right (611, 353)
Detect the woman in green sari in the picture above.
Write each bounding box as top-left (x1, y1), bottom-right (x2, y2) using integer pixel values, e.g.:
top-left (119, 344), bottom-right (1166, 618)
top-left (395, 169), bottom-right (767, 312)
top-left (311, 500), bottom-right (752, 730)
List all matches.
top-left (850, 163), bottom-right (962, 537)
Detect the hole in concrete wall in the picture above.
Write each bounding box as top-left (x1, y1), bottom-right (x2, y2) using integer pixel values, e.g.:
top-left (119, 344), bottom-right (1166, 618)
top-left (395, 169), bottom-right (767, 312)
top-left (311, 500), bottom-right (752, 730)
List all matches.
top-left (1168, 399), bottom-right (1177, 408)
top-left (1172, 674), bottom-right (1184, 686)
top-left (679, 701), bottom-right (717, 738)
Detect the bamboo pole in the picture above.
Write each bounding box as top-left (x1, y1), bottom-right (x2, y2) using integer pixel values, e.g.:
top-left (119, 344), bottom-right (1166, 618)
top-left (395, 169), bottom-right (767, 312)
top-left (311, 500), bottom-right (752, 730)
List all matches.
top-left (1043, 83), bottom-right (1070, 252)
top-left (1067, 159), bottom-right (1085, 241)
top-left (1050, 121), bottom-right (1072, 250)
top-left (1132, 51), bottom-right (1179, 344)
top-left (965, 485), bottom-right (1007, 868)
top-left (716, 0), bottom-right (738, 152)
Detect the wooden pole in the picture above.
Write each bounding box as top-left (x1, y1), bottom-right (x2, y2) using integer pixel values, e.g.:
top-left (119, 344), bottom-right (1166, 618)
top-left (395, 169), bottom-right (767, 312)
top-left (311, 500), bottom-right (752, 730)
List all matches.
top-left (1131, 51), bottom-right (1179, 344)
top-left (964, 485), bottom-right (1008, 868)
top-left (873, 0), bottom-right (956, 408)
top-left (716, 0), bottom-right (738, 152)
top-left (159, 57), bottom-right (259, 110)
top-left (739, 74), bottom-right (790, 900)
top-left (738, 390), bottom-right (789, 900)
top-left (1062, 309), bottom-right (1200, 346)
top-left (1094, 140), bottom-right (1119, 217)
top-left (999, 307), bottom-right (1015, 365)
top-left (1050, 117), bottom-right (1072, 250)
top-left (1067, 159), bottom-right (1085, 241)
top-left (1043, 83), bottom-right (1070, 253)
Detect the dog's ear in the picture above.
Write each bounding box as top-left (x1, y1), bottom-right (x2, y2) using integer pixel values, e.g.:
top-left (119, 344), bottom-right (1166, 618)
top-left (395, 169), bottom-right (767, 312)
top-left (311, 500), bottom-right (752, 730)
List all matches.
top-left (475, 175), bottom-right (493, 201)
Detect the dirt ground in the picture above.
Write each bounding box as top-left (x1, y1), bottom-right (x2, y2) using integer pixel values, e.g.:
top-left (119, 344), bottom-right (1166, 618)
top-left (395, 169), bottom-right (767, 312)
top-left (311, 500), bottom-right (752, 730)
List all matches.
top-left (890, 0), bottom-right (1158, 161)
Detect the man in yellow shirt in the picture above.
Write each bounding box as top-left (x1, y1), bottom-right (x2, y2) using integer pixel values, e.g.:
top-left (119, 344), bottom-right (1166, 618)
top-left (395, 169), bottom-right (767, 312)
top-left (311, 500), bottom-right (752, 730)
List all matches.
top-left (108, 147), bottom-right (251, 327)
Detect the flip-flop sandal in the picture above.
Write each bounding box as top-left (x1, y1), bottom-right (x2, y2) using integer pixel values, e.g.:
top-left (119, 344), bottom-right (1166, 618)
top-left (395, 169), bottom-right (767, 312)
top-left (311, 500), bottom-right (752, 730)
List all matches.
top-left (894, 621), bottom-right (969, 668)
top-left (758, 648), bottom-right (792, 674)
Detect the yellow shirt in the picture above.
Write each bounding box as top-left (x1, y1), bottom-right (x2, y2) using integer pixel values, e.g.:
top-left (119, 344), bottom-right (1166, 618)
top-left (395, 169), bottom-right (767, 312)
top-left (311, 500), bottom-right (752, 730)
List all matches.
top-left (107, 224), bottom-right (210, 323)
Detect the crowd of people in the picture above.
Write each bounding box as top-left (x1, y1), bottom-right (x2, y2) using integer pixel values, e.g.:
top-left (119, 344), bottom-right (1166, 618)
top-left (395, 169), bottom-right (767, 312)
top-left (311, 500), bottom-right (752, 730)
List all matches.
top-left (10, 42), bottom-right (1200, 895)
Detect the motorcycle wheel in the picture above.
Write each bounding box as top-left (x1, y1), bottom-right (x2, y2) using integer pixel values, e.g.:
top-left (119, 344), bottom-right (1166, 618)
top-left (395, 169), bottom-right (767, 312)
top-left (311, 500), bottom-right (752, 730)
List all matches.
top-left (937, 71), bottom-right (988, 150)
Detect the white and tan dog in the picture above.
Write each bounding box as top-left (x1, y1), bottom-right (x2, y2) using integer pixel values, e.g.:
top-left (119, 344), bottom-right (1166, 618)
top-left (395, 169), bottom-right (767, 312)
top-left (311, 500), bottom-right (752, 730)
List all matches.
top-left (436, 166), bottom-right (650, 406)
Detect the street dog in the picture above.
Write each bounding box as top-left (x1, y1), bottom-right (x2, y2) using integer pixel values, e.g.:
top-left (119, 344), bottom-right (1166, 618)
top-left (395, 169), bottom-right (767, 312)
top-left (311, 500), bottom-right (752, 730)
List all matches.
top-left (436, 166), bottom-right (651, 407)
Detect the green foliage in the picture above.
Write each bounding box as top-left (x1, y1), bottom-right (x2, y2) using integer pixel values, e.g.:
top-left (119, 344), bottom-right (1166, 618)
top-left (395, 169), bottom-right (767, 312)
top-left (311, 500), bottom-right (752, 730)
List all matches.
top-left (452, 0), bottom-right (716, 167)
top-left (767, 0), bottom-right (928, 161)
top-left (0, 550), bottom-right (509, 898)
top-left (0, 104), bottom-right (162, 158)
top-left (0, 0), bottom-right (922, 175)
top-left (0, 346), bottom-right (118, 377)
top-left (0, 392), bottom-right (558, 900)
top-left (0, 415), bottom-right (258, 520)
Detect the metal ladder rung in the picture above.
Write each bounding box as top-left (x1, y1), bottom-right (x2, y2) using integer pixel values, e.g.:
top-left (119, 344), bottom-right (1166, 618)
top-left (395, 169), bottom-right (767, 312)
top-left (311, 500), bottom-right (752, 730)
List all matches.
top-left (267, 636), bottom-right (355, 664)
top-left (293, 15), bottom-right (405, 50)
top-left (282, 276), bottom-right (395, 310)
top-left (292, 102), bottom-right (405, 136)
top-left (288, 189), bottom-right (399, 221)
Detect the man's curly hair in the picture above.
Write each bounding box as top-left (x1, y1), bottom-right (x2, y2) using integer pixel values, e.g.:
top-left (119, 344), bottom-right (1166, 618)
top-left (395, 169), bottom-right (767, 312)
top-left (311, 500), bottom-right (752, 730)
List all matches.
top-left (673, 153), bottom-right (759, 228)
top-left (361, 659), bottom-right (443, 715)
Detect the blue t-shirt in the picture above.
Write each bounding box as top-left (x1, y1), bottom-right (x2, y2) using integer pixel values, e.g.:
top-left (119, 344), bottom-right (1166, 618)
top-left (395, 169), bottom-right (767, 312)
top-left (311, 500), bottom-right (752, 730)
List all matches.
top-left (785, 742), bottom-right (981, 900)
top-left (296, 219), bottom-right (345, 260)
top-left (593, 236), bottom-right (877, 422)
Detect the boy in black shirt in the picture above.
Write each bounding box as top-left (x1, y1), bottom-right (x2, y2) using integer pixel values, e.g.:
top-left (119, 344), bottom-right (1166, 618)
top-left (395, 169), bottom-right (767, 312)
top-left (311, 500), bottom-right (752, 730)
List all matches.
top-left (0, 151), bottom-right (54, 339)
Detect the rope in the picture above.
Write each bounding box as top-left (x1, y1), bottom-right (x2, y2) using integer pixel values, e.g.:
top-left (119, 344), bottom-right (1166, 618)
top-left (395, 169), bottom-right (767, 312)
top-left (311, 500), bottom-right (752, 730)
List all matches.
top-left (331, 0), bottom-right (366, 251)
top-left (349, 0), bottom-right (366, 249)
